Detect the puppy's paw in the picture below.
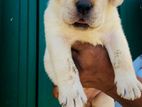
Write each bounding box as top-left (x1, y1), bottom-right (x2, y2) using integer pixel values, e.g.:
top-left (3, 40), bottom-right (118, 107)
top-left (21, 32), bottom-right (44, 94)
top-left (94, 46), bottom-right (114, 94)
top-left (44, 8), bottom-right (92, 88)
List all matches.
top-left (115, 71), bottom-right (142, 100)
top-left (58, 80), bottom-right (87, 107)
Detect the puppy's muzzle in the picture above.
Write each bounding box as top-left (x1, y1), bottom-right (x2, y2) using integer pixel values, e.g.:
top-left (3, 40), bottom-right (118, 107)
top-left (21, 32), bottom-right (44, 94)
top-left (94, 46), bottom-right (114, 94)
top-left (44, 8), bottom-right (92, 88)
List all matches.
top-left (76, 0), bottom-right (93, 16)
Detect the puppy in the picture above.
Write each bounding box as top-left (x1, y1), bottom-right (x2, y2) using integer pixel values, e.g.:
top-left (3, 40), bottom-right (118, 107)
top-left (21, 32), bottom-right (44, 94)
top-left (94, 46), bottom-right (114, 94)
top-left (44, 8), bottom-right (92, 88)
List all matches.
top-left (44, 0), bottom-right (142, 107)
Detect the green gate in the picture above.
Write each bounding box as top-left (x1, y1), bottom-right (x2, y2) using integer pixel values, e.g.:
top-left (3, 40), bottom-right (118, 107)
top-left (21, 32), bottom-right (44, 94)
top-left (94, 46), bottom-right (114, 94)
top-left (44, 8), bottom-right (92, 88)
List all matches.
top-left (0, 0), bottom-right (37, 107)
top-left (0, 0), bottom-right (142, 107)
top-left (120, 0), bottom-right (142, 59)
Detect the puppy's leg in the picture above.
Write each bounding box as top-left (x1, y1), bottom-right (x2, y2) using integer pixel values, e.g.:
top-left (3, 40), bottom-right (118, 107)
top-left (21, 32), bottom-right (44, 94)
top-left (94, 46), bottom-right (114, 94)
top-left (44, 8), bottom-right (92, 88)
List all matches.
top-left (47, 36), bottom-right (87, 107)
top-left (44, 48), bottom-right (57, 85)
top-left (103, 27), bottom-right (142, 100)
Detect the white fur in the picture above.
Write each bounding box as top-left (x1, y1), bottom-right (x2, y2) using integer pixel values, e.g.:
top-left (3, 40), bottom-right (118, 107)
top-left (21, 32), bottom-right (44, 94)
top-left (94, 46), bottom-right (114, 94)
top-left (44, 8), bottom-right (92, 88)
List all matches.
top-left (44, 0), bottom-right (142, 106)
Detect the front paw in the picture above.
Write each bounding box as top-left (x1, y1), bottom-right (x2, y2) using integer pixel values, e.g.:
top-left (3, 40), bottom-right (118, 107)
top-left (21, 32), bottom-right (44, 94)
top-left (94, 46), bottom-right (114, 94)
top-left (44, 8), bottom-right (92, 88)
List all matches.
top-left (115, 71), bottom-right (142, 100)
top-left (58, 80), bottom-right (87, 107)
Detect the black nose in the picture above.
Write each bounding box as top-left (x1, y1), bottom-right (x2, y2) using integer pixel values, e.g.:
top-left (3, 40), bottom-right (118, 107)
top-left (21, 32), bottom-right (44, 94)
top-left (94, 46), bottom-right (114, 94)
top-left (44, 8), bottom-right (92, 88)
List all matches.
top-left (76, 0), bottom-right (93, 15)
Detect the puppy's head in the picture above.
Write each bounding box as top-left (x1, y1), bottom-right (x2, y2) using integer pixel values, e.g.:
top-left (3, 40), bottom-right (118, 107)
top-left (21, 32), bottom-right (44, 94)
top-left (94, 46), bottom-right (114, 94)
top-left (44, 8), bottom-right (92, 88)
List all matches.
top-left (58, 0), bottom-right (123, 29)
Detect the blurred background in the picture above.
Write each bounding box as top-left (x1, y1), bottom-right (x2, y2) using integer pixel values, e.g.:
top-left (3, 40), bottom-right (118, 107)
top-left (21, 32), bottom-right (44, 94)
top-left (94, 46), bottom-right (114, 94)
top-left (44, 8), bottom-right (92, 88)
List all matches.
top-left (0, 0), bottom-right (142, 107)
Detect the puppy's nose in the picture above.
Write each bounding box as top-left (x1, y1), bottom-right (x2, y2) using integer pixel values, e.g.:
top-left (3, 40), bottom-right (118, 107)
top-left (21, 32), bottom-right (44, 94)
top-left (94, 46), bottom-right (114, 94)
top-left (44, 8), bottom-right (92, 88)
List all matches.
top-left (76, 0), bottom-right (93, 15)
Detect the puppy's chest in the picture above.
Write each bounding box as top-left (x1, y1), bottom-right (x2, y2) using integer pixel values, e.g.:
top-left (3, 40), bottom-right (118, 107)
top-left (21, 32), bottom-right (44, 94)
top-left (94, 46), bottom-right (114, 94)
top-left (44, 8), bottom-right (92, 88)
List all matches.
top-left (63, 32), bottom-right (104, 46)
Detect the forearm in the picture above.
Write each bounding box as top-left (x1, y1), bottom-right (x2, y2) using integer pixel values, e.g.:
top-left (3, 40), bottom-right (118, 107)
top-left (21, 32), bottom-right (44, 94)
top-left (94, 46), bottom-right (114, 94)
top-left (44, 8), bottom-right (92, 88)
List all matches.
top-left (71, 42), bottom-right (142, 107)
top-left (80, 66), bottom-right (142, 107)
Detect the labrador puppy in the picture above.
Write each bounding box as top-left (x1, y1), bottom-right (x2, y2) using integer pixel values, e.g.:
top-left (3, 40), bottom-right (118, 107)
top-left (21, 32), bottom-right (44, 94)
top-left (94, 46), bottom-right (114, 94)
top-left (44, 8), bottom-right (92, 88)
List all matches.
top-left (44, 0), bottom-right (142, 107)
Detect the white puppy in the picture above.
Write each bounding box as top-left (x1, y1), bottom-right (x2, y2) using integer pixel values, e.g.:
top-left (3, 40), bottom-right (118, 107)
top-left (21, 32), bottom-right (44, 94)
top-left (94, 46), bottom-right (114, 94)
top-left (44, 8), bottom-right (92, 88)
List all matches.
top-left (44, 0), bottom-right (142, 107)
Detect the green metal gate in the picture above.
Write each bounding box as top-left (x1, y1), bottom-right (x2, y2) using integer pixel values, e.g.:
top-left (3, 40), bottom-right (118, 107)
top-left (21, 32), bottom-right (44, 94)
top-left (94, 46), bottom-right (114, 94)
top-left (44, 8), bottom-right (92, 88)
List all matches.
top-left (0, 0), bottom-right (37, 107)
top-left (120, 0), bottom-right (142, 59)
top-left (0, 0), bottom-right (142, 107)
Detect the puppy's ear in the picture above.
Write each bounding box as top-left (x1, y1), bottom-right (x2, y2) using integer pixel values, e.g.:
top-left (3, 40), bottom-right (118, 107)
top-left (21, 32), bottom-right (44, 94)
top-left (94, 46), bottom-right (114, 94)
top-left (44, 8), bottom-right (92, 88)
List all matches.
top-left (110, 0), bottom-right (124, 7)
